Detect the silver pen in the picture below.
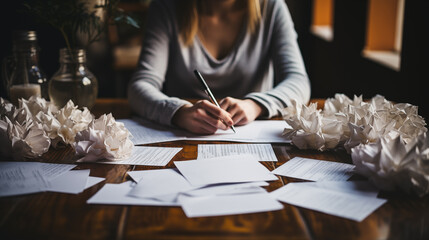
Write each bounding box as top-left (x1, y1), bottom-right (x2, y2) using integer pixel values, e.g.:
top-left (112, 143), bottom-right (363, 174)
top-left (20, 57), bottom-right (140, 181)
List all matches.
top-left (194, 69), bottom-right (237, 133)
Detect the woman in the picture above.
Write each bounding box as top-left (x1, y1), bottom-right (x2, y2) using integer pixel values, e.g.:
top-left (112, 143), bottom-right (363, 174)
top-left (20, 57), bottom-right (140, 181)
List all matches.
top-left (128, 0), bottom-right (310, 134)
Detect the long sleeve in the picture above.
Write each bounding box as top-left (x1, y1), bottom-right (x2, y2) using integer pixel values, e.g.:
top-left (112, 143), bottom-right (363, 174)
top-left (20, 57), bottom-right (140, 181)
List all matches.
top-left (128, 0), bottom-right (190, 126)
top-left (128, 0), bottom-right (311, 125)
top-left (245, 0), bottom-right (311, 118)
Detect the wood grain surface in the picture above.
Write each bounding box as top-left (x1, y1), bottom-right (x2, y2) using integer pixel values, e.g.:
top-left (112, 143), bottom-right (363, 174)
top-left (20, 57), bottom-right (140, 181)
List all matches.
top-left (1, 99), bottom-right (428, 240)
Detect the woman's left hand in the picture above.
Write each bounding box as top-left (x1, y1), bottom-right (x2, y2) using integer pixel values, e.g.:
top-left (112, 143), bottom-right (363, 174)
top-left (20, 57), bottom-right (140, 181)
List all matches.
top-left (219, 97), bottom-right (265, 125)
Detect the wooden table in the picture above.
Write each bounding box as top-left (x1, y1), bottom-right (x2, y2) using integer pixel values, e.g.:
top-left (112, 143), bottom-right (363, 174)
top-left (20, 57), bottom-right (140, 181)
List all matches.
top-left (1, 99), bottom-right (428, 240)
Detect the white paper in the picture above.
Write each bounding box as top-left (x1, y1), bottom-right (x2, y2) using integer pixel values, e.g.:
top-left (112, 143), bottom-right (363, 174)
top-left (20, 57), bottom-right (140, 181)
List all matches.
top-left (186, 122), bottom-right (262, 142)
top-left (120, 118), bottom-right (291, 144)
top-left (178, 192), bottom-right (283, 218)
top-left (118, 119), bottom-right (186, 145)
top-left (272, 157), bottom-right (354, 181)
top-left (270, 181), bottom-right (380, 199)
top-left (299, 181), bottom-right (379, 198)
top-left (184, 182), bottom-right (267, 197)
top-left (187, 120), bottom-right (291, 142)
top-left (127, 169), bottom-right (197, 200)
top-left (96, 146), bottom-right (182, 166)
top-left (0, 162), bottom-right (76, 197)
top-left (251, 120), bottom-right (292, 143)
top-left (271, 183), bottom-right (386, 222)
top-left (46, 169), bottom-right (90, 194)
top-left (174, 155), bottom-right (278, 186)
top-left (197, 144), bottom-right (277, 162)
top-left (85, 176), bottom-right (105, 190)
top-left (38, 162), bottom-right (77, 180)
top-left (87, 181), bottom-right (179, 206)
top-left (0, 164), bottom-right (48, 197)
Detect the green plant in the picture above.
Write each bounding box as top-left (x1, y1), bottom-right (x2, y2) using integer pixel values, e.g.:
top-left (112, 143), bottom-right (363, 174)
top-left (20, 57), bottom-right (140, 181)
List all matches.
top-left (23, 0), bottom-right (140, 53)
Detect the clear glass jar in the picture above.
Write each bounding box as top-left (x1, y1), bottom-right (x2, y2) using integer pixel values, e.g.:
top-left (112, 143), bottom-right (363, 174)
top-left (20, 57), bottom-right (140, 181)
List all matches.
top-left (3, 30), bottom-right (48, 105)
top-left (49, 48), bottom-right (98, 109)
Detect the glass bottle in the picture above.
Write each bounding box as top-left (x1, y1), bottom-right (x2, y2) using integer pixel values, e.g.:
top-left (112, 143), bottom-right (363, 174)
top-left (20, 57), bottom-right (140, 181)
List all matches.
top-left (3, 30), bottom-right (48, 106)
top-left (49, 48), bottom-right (98, 109)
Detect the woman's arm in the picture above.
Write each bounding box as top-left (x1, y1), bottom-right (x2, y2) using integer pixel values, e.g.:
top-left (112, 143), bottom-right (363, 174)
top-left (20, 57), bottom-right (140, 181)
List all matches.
top-left (128, 0), bottom-right (191, 126)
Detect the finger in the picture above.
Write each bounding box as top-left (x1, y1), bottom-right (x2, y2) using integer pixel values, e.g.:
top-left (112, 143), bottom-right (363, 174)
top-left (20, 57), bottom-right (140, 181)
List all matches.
top-left (196, 108), bottom-right (230, 130)
top-left (232, 113), bottom-right (245, 125)
top-left (194, 114), bottom-right (223, 133)
top-left (198, 100), bottom-right (234, 126)
top-left (219, 97), bottom-right (232, 110)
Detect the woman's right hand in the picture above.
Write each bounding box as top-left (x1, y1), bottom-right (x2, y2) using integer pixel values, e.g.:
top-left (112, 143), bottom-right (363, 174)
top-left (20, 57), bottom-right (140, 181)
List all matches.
top-left (172, 100), bottom-right (234, 134)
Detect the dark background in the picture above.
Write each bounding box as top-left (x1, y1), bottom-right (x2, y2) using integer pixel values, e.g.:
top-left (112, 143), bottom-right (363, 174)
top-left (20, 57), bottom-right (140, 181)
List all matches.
top-left (285, 0), bottom-right (429, 119)
top-left (1, 0), bottom-right (428, 120)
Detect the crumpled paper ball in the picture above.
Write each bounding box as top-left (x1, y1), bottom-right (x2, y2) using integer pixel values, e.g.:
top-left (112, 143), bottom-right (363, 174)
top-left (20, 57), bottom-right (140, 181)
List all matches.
top-left (74, 113), bottom-right (133, 162)
top-left (1, 97), bottom-right (51, 159)
top-left (19, 95), bottom-right (58, 117)
top-left (283, 99), bottom-right (345, 151)
top-left (0, 116), bottom-right (50, 160)
top-left (351, 133), bottom-right (429, 196)
top-left (18, 96), bottom-right (63, 146)
top-left (55, 100), bottom-right (93, 145)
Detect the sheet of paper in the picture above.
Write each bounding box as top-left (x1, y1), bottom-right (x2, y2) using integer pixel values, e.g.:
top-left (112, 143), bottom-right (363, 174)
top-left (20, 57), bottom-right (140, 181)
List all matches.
top-left (46, 169), bottom-right (90, 194)
top-left (272, 157), bottom-right (354, 181)
top-left (0, 164), bottom-right (48, 197)
top-left (96, 146), bottom-right (182, 166)
top-left (0, 162), bottom-right (78, 197)
top-left (197, 144), bottom-right (277, 162)
top-left (127, 169), bottom-right (197, 200)
top-left (87, 181), bottom-right (179, 206)
top-left (186, 122), bottom-right (262, 142)
top-left (183, 182), bottom-right (267, 197)
top-left (270, 183), bottom-right (386, 222)
top-left (178, 192), bottom-right (283, 218)
top-left (174, 154), bottom-right (278, 186)
top-left (38, 163), bottom-right (77, 180)
top-left (120, 118), bottom-right (291, 144)
top-left (118, 118), bottom-right (186, 145)
top-left (298, 181), bottom-right (379, 198)
top-left (249, 120), bottom-right (292, 143)
top-left (85, 176), bottom-right (105, 190)
top-left (270, 181), bottom-right (380, 199)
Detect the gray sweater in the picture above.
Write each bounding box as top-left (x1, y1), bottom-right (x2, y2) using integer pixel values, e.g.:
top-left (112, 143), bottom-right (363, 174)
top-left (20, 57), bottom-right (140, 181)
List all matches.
top-left (128, 0), bottom-right (310, 126)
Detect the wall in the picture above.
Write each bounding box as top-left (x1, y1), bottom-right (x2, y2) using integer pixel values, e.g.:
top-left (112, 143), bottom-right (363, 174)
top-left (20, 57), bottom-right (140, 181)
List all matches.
top-left (285, 0), bottom-right (429, 120)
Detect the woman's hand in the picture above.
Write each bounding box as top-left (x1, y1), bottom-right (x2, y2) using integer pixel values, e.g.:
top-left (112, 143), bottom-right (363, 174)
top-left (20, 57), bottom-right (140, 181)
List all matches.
top-left (219, 97), bottom-right (265, 125)
top-left (172, 100), bottom-right (234, 134)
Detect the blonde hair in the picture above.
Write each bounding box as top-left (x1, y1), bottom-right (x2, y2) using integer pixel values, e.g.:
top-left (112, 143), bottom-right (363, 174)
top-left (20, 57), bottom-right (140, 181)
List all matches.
top-left (177, 0), bottom-right (263, 46)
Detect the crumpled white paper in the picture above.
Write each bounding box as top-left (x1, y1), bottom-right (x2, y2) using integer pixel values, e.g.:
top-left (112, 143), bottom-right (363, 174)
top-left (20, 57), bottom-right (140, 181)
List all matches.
top-left (282, 100), bottom-right (344, 151)
top-left (351, 133), bottom-right (429, 196)
top-left (74, 113), bottom-right (133, 162)
top-left (283, 94), bottom-right (427, 152)
top-left (282, 94), bottom-right (428, 196)
top-left (0, 115), bottom-right (51, 160)
top-left (54, 100), bottom-right (93, 145)
top-left (1, 97), bottom-right (52, 159)
top-left (1, 96), bottom-right (129, 162)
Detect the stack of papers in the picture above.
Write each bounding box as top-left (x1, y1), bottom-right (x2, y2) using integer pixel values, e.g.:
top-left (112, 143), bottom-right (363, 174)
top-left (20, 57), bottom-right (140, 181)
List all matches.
top-left (270, 157), bottom-right (387, 222)
top-left (0, 162), bottom-right (104, 197)
top-left (88, 154), bottom-right (283, 217)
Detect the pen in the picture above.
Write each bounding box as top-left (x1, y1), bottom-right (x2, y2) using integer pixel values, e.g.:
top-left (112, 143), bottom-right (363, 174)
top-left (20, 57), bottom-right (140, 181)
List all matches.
top-left (193, 69), bottom-right (237, 133)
